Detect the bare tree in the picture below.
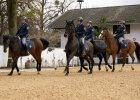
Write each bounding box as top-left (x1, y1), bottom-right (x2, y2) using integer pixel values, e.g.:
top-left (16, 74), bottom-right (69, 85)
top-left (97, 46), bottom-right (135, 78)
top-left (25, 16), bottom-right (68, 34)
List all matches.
top-left (7, 0), bottom-right (17, 35)
top-left (25, 0), bottom-right (75, 31)
top-left (0, 0), bottom-right (7, 44)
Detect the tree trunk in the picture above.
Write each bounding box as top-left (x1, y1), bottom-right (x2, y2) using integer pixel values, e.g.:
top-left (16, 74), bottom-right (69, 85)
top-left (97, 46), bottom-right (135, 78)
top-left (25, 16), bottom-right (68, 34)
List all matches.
top-left (0, 15), bottom-right (4, 44)
top-left (7, 0), bottom-right (17, 35)
top-left (40, 0), bottom-right (44, 30)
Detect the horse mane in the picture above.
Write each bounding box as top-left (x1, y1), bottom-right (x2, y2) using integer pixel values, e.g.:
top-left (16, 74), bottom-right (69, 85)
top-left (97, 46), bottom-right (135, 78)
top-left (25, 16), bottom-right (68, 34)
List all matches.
top-left (104, 29), bottom-right (115, 38)
top-left (3, 35), bottom-right (18, 40)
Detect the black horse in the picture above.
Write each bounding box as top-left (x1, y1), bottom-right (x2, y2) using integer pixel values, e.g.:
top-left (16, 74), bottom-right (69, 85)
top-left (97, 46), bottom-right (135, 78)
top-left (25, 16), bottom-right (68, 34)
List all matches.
top-left (3, 35), bottom-right (49, 76)
top-left (78, 40), bottom-right (112, 72)
top-left (64, 21), bottom-right (94, 76)
top-left (134, 42), bottom-right (140, 62)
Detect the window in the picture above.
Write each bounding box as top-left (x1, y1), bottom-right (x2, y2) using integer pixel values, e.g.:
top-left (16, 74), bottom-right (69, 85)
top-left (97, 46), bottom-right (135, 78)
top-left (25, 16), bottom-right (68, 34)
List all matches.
top-left (113, 24), bottom-right (130, 34)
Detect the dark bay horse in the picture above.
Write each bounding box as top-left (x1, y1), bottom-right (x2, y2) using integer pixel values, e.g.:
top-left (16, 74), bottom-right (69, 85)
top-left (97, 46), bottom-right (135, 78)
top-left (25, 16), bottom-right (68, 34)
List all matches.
top-left (99, 28), bottom-right (139, 72)
top-left (3, 35), bottom-right (49, 76)
top-left (64, 21), bottom-right (94, 76)
top-left (79, 40), bottom-right (112, 72)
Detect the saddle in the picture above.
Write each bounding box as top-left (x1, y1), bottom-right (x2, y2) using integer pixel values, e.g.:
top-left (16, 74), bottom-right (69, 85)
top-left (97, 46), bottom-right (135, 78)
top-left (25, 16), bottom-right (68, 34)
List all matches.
top-left (18, 39), bottom-right (32, 50)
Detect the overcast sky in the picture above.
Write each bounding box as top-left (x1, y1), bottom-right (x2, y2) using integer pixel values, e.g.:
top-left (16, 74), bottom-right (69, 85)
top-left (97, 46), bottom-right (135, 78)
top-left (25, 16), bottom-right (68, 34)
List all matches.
top-left (73, 0), bottom-right (140, 8)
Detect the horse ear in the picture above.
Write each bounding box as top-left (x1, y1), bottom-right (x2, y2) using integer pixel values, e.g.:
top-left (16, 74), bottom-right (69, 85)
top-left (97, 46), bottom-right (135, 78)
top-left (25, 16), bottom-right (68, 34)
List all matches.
top-left (72, 20), bottom-right (74, 23)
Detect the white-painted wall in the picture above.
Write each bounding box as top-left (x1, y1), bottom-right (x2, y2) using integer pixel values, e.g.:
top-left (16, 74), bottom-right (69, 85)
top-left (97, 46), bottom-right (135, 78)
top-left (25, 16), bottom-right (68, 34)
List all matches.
top-left (60, 24), bottom-right (140, 64)
top-left (0, 46), bottom-right (9, 67)
top-left (17, 48), bottom-right (78, 68)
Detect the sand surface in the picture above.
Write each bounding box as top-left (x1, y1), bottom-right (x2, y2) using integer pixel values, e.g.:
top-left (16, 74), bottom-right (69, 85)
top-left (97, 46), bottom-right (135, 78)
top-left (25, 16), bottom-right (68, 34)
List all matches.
top-left (0, 65), bottom-right (140, 100)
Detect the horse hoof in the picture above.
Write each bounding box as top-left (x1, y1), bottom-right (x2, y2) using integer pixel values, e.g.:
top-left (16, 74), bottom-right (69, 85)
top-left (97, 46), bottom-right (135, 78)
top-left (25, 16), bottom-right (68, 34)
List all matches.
top-left (78, 70), bottom-right (82, 73)
top-left (88, 72), bottom-right (92, 74)
top-left (109, 66), bottom-right (112, 69)
top-left (98, 68), bottom-right (101, 71)
top-left (132, 68), bottom-right (135, 70)
top-left (18, 73), bottom-right (21, 75)
top-left (106, 69), bottom-right (108, 72)
top-left (111, 70), bottom-right (114, 72)
top-left (37, 72), bottom-right (40, 75)
top-left (8, 73), bottom-right (12, 76)
top-left (65, 73), bottom-right (69, 76)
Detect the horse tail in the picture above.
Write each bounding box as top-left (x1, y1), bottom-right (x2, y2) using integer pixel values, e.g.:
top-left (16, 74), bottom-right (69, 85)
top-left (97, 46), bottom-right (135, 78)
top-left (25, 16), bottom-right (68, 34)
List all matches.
top-left (134, 42), bottom-right (140, 62)
top-left (40, 38), bottom-right (49, 50)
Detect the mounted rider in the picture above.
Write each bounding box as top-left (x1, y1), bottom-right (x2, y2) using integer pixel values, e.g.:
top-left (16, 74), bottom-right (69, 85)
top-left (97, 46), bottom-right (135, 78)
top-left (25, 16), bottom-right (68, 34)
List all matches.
top-left (16, 16), bottom-right (30, 53)
top-left (85, 21), bottom-right (94, 43)
top-left (115, 20), bottom-right (127, 48)
top-left (76, 17), bottom-right (86, 56)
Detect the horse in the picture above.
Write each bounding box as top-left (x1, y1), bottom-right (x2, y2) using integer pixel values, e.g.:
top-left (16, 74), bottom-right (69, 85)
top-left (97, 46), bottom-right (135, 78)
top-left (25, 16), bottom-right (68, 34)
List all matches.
top-left (3, 35), bottom-right (49, 76)
top-left (134, 42), bottom-right (140, 62)
top-left (99, 28), bottom-right (139, 72)
top-left (64, 20), bottom-right (94, 76)
top-left (78, 40), bottom-right (112, 72)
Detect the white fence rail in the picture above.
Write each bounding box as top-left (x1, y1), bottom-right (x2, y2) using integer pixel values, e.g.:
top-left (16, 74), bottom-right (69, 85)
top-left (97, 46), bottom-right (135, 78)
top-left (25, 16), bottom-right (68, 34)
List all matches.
top-left (17, 48), bottom-right (78, 68)
top-left (0, 46), bottom-right (9, 68)
top-left (0, 45), bottom-right (139, 68)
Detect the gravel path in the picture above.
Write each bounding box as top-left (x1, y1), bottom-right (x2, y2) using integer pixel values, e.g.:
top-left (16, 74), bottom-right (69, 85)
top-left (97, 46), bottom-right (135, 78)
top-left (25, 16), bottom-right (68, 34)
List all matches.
top-left (0, 65), bottom-right (139, 100)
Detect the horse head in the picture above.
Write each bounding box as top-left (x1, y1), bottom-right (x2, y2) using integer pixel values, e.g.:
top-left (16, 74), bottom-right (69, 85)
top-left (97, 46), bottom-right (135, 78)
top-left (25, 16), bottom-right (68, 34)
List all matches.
top-left (64, 20), bottom-right (76, 37)
top-left (3, 35), bottom-right (12, 53)
top-left (99, 27), bottom-right (109, 39)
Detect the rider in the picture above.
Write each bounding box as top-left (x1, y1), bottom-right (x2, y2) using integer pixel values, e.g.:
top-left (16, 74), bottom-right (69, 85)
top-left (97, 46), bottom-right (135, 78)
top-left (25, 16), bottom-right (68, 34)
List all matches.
top-left (76, 17), bottom-right (86, 56)
top-left (115, 20), bottom-right (126, 47)
top-left (16, 16), bottom-right (29, 53)
top-left (85, 21), bottom-right (94, 43)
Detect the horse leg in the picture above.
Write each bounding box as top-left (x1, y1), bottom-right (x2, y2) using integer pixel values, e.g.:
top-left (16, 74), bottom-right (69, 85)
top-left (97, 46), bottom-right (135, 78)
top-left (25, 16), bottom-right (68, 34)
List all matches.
top-left (31, 53), bottom-right (41, 74)
top-left (105, 53), bottom-right (111, 72)
top-left (38, 62), bottom-right (42, 72)
top-left (112, 54), bottom-right (116, 72)
top-left (97, 54), bottom-right (102, 71)
top-left (103, 52), bottom-right (112, 70)
top-left (88, 56), bottom-right (94, 74)
top-left (129, 52), bottom-right (135, 70)
top-left (15, 64), bottom-right (21, 75)
top-left (78, 57), bottom-right (84, 73)
top-left (36, 61), bottom-right (40, 74)
top-left (79, 57), bottom-right (89, 72)
top-left (65, 52), bottom-right (75, 76)
top-left (85, 57), bottom-right (90, 71)
top-left (8, 57), bottom-right (18, 76)
top-left (119, 53), bottom-right (127, 72)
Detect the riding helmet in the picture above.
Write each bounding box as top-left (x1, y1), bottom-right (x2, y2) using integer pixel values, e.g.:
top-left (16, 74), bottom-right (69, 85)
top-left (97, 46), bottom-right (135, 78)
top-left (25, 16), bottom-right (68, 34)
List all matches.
top-left (119, 20), bottom-right (125, 25)
top-left (88, 21), bottom-right (93, 25)
top-left (21, 16), bottom-right (27, 20)
top-left (77, 17), bottom-right (83, 22)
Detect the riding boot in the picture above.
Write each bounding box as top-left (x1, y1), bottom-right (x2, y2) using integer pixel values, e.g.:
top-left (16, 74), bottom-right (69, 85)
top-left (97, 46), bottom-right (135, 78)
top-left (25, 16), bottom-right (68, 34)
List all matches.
top-left (81, 38), bottom-right (86, 56)
top-left (81, 44), bottom-right (86, 56)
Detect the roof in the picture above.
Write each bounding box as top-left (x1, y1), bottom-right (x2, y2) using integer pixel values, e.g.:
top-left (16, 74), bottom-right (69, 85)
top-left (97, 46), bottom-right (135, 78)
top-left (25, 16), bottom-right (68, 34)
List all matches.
top-left (48, 4), bottom-right (140, 29)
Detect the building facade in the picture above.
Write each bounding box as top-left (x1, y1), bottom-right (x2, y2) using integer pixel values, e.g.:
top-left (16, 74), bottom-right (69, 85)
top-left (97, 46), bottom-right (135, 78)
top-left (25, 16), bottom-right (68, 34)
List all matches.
top-left (48, 5), bottom-right (140, 64)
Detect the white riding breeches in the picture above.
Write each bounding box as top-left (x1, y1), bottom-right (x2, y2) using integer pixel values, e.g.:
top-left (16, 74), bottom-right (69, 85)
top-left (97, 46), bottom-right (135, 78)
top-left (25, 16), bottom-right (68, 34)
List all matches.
top-left (119, 37), bottom-right (125, 44)
top-left (80, 37), bottom-right (85, 44)
top-left (22, 37), bottom-right (27, 46)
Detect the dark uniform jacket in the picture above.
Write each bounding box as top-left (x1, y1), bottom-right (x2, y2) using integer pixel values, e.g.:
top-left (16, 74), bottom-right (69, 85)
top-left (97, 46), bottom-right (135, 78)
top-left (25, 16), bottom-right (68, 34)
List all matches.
top-left (76, 24), bottom-right (85, 38)
top-left (16, 22), bottom-right (29, 38)
top-left (115, 26), bottom-right (126, 39)
top-left (85, 26), bottom-right (94, 40)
